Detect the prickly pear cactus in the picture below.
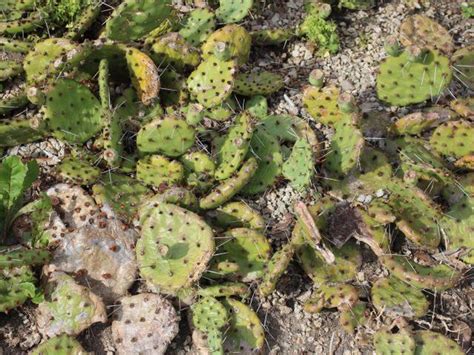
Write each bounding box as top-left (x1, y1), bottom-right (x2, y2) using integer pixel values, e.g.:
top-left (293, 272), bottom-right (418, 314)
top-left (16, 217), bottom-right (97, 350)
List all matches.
top-left (104, 0), bottom-right (175, 41)
top-left (197, 282), bottom-right (250, 298)
top-left (191, 296), bottom-right (229, 354)
top-left (215, 112), bottom-right (253, 180)
top-left (282, 137), bottom-right (314, 191)
top-left (207, 201), bottom-right (265, 231)
top-left (304, 283), bottom-right (359, 313)
top-left (136, 154), bottom-right (185, 188)
top-left (0, 115), bottom-right (47, 147)
top-left (136, 203), bottom-right (215, 295)
top-left (36, 272), bottom-right (107, 337)
top-left (55, 157), bottom-right (100, 185)
top-left (339, 301), bottom-right (367, 334)
top-left (42, 79), bottom-right (102, 144)
top-left (187, 55), bottom-right (236, 108)
top-left (209, 228), bottom-right (271, 282)
top-left (200, 157), bottom-right (258, 209)
top-left (374, 328), bottom-right (416, 355)
top-left (430, 120), bottom-right (474, 159)
top-left (0, 266), bottom-right (38, 312)
top-left (302, 85), bottom-right (345, 126)
top-left (399, 15), bottom-right (454, 54)
top-left (222, 298), bottom-right (265, 353)
top-left (137, 115), bottom-right (195, 157)
top-left (201, 25), bottom-right (252, 65)
top-left (139, 187), bottom-right (199, 215)
top-left (180, 151), bottom-right (216, 191)
top-left (216, 0), bottom-right (253, 24)
top-left (30, 335), bottom-right (86, 355)
top-left (244, 95), bottom-right (268, 119)
top-left (376, 48), bottom-right (452, 106)
top-left (111, 293), bottom-right (179, 355)
top-left (179, 8), bottom-right (216, 46)
top-left (372, 277), bottom-right (429, 319)
top-left (413, 330), bottom-right (464, 355)
top-left (251, 28), bottom-right (295, 45)
top-left (451, 45), bottom-right (473, 90)
top-left (258, 243), bottom-right (295, 297)
top-left (380, 255), bottom-right (461, 290)
top-left (234, 71), bottom-right (284, 96)
top-left (0, 248), bottom-right (51, 268)
top-left (125, 47), bottom-right (160, 105)
top-left (149, 32), bottom-right (200, 71)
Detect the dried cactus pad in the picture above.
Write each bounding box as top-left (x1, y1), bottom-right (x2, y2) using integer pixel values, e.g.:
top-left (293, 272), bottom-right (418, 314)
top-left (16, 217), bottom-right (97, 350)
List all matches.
top-left (222, 298), bottom-right (265, 353)
top-left (179, 8), bottom-right (216, 46)
top-left (125, 47), bottom-right (160, 105)
top-left (136, 203), bottom-right (215, 294)
top-left (399, 15), bottom-right (454, 55)
top-left (414, 330), bottom-right (464, 355)
top-left (430, 120), bottom-right (474, 159)
top-left (376, 49), bottom-right (452, 106)
top-left (137, 115), bottom-right (195, 157)
top-left (43, 79), bottom-right (102, 144)
top-left (187, 55), bottom-right (236, 108)
top-left (30, 335), bottom-right (86, 355)
top-left (105, 0), bottom-right (174, 41)
top-left (234, 71), bottom-right (284, 96)
top-left (374, 328), bottom-right (416, 355)
top-left (111, 293), bottom-right (179, 355)
top-left (371, 277), bottom-right (429, 319)
top-left (216, 0), bottom-right (253, 24)
top-left (36, 272), bottom-right (107, 337)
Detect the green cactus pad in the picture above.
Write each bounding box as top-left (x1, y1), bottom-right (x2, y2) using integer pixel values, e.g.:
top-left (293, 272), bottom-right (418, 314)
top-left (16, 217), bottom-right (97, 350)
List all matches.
top-left (187, 55), bottom-right (236, 109)
top-left (0, 60), bottom-right (22, 81)
top-left (251, 28), bottom-right (296, 45)
top-left (339, 301), bottom-right (367, 334)
top-left (43, 79), bottom-right (102, 144)
top-left (149, 32), bottom-right (200, 71)
top-left (209, 228), bottom-right (271, 282)
top-left (234, 71), bottom-right (284, 96)
top-left (380, 255), bottom-right (461, 290)
top-left (244, 95), bottom-right (268, 119)
top-left (216, 0), bottom-right (253, 24)
top-left (391, 111), bottom-right (449, 136)
top-left (242, 127), bottom-right (283, 195)
top-left (304, 284), bottom-right (359, 313)
top-left (201, 25), bottom-right (251, 65)
top-left (282, 137), bottom-right (314, 191)
top-left (136, 155), bottom-right (184, 188)
top-left (205, 97), bottom-right (238, 121)
top-left (0, 248), bottom-right (51, 269)
top-left (413, 330), bottom-right (464, 355)
top-left (125, 47), bottom-right (160, 105)
top-left (197, 282), bottom-right (250, 298)
top-left (0, 115), bottom-right (47, 147)
top-left (372, 277), bottom-right (429, 319)
top-left (180, 151), bottom-right (216, 191)
top-left (0, 11), bottom-right (43, 36)
top-left (30, 334), bottom-right (86, 355)
top-left (36, 272), bottom-right (107, 337)
top-left (302, 85), bottom-right (346, 126)
top-left (0, 37), bottom-right (32, 53)
top-left (430, 120), bottom-right (474, 159)
top-left (0, 90), bottom-right (28, 116)
top-left (374, 328), bottom-right (416, 355)
top-left (399, 15), bottom-right (454, 55)
top-left (258, 243), bottom-right (295, 297)
top-left (199, 157), bottom-right (258, 209)
top-left (55, 157), bottom-right (100, 185)
top-left (92, 173), bottom-right (151, 223)
top-left (137, 203), bottom-right (215, 294)
top-left (222, 298), bottom-right (265, 353)
top-left (137, 115), bottom-right (195, 157)
top-left (179, 8), bottom-right (216, 46)
top-left (139, 187), bottom-right (199, 216)
top-left (376, 48), bottom-right (452, 106)
top-left (324, 114), bottom-right (364, 177)
top-left (215, 112), bottom-right (253, 180)
top-left (0, 266), bottom-right (37, 312)
top-left (207, 201), bottom-right (265, 231)
top-left (451, 45), bottom-right (473, 90)
top-left (104, 0), bottom-right (175, 41)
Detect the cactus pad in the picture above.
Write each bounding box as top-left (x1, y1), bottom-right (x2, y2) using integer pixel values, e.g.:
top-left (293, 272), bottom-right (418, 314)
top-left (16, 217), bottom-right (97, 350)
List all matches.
top-left (149, 32), bottom-right (200, 71)
top-left (216, 0), bottom-right (253, 24)
top-left (451, 45), bottom-right (474, 90)
top-left (234, 71), bottom-right (284, 96)
top-left (430, 120), bottom-right (474, 159)
top-left (201, 25), bottom-right (251, 65)
top-left (0, 248), bottom-right (50, 268)
top-left (0, 266), bottom-right (38, 312)
top-left (372, 277), bottom-right (429, 319)
top-left (413, 330), bottom-right (464, 355)
top-left (36, 272), bottom-right (107, 337)
top-left (179, 8), bottom-right (216, 46)
top-left (209, 228), bottom-right (271, 282)
top-left (55, 157), bottom-right (100, 185)
top-left (136, 154), bottom-right (184, 188)
top-left (187, 55), bottom-right (236, 108)
top-left (380, 255), bottom-right (461, 290)
top-left (43, 79), bottom-right (102, 144)
top-left (339, 301), bottom-right (367, 334)
top-left (30, 335), bottom-right (85, 355)
top-left (302, 85), bottom-right (345, 126)
top-left (136, 203), bottom-right (215, 294)
top-left (244, 95), bottom-right (268, 119)
top-left (376, 48), bottom-right (452, 106)
top-left (399, 15), bottom-right (454, 55)
top-left (197, 282), bottom-right (250, 298)
top-left (251, 28), bottom-right (295, 45)
top-left (125, 47), bottom-right (160, 105)
top-left (374, 328), bottom-right (416, 355)
top-left (282, 137), bottom-right (314, 191)
top-left (111, 293), bottom-right (179, 355)
top-left (304, 284), bottom-right (359, 313)
top-left (137, 115), bottom-right (195, 157)
top-left (207, 201), bottom-right (265, 231)
top-left (258, 243), bottom-right (295, 297)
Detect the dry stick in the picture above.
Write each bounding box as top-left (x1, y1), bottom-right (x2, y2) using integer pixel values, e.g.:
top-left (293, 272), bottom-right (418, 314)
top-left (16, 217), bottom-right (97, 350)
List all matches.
top-left (293, 201), bottom-right (335, 264)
